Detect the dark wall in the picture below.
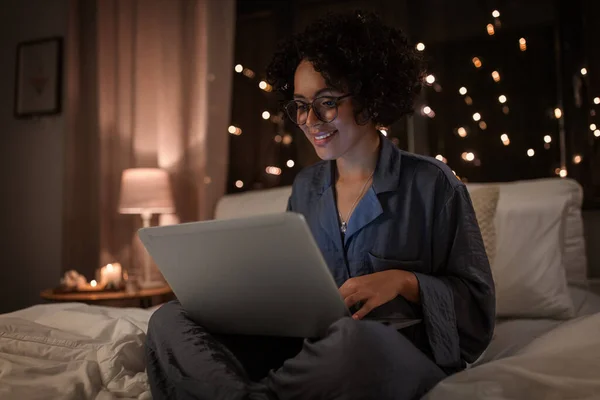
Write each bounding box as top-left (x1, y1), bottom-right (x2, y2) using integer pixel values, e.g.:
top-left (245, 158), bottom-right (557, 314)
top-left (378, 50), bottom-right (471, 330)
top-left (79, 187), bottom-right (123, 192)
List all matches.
top-left (0, 0), bottom-right (69, 313)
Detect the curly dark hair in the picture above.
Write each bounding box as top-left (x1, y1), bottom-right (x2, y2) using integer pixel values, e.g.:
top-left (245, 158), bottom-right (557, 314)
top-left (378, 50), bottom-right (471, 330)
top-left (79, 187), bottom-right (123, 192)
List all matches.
top-left (265, 10), bottom-right (425, 127)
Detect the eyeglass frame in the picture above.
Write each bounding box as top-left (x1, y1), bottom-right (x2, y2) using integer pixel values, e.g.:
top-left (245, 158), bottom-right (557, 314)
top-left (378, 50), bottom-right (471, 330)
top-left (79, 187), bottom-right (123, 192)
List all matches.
top-left (283, 93), bottom-right (353, 126)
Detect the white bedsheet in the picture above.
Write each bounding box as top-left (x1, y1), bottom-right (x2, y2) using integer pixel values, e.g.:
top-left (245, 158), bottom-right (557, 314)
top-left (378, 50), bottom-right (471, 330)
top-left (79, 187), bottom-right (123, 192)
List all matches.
top-left (475, 285), bottom-right (600, 364)
top-left (425, 312), bottom-right (600, 400)
top-left (1, 287), bottom-right (599, 400)
top-left (0, 303), bottom-right (154, 400)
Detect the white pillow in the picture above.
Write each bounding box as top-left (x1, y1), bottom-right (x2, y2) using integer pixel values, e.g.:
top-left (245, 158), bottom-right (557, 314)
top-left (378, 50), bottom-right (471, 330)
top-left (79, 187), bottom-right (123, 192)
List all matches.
top-left (214, 186), bottom-right (292, 220)
top-left (469, 178), bottom-right (588, 284)
top-left (491, 192), bottom-right (575, 318)
top-left (502, 179), bottom-right (587, 284)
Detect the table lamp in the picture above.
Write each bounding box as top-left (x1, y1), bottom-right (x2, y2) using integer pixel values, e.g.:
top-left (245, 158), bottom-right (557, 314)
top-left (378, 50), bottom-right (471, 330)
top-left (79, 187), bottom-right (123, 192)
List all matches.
top-left (119, 168), bottom-right (175, 289)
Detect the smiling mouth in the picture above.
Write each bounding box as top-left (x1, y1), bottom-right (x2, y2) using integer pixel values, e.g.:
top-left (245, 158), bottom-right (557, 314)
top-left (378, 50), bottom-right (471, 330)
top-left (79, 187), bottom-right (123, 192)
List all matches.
top-left (315, 131), bottom-right (336, 140)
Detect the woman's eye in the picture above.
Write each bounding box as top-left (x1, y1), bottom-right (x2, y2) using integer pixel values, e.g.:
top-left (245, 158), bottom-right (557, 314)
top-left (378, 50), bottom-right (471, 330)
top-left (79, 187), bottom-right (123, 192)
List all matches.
top-left (322, 100), bottom-right (336, 107)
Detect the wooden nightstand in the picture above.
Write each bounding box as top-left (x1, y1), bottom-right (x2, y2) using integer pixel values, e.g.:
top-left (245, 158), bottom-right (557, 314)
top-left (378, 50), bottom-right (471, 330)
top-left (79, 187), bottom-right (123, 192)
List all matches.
top-left (40, 285), bottom-right (175, 308)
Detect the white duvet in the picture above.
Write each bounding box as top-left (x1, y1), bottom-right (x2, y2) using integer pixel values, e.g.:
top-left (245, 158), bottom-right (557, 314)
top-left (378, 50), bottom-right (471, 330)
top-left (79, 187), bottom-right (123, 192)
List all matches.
top-left (1, 303), bottom-right (599, 400)
top-left (425, 312), bottom-right (600, 400)
top-left (0, 303), bottom-right (154, 400)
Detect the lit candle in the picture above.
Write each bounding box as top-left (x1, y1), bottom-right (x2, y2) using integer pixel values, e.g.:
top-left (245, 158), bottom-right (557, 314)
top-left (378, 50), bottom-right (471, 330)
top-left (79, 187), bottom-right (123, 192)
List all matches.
top-left (100, 263), bottom-right (122, 287)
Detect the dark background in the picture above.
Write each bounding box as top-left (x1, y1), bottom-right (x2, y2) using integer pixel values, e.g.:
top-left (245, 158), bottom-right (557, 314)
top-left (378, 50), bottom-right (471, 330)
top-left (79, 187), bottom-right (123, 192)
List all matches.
top-left (228, 0), bottom-right (600, 209)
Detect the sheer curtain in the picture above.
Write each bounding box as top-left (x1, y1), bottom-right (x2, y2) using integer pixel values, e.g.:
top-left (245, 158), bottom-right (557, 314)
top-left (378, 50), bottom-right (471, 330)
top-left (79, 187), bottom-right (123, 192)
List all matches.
top-left (63, 0), bottom-right (235, 280)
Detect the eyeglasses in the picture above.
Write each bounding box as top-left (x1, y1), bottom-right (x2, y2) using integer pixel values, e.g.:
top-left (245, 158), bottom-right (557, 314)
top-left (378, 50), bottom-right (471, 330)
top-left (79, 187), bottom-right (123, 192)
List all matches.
top-left (284, 94), bottom-right (352, 126)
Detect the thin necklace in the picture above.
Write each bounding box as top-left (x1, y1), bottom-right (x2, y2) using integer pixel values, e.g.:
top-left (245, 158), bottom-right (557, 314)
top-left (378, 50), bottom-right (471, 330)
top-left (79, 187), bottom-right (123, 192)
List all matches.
top-left (338, 170), bottom-right (375, 234)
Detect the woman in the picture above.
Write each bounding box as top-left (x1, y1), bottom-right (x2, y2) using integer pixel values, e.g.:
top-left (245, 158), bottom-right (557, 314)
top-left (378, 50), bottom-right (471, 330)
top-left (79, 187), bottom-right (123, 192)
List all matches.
top-left (146, 10), bottom-right (495, 400)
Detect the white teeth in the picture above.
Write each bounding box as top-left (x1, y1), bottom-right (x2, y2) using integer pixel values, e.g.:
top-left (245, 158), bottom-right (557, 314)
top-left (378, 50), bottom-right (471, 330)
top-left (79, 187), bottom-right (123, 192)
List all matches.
top-left (316, 131), bottom-right (335, 140)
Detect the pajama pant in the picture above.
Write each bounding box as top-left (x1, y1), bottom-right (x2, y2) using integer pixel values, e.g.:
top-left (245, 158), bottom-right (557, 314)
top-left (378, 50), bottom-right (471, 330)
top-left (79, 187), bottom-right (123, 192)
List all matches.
top-left (145, 300), bottom-right (447, 400)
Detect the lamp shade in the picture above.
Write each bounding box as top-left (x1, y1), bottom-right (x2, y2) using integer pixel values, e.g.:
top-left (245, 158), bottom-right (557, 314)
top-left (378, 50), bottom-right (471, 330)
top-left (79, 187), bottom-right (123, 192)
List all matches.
top-left (118, 168), bottom-right (175, 214)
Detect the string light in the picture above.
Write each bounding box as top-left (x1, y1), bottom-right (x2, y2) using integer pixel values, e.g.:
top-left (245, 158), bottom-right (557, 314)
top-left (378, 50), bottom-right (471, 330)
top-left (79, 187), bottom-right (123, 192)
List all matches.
top-left (500, 134), bottom-right (510, 146)
top-left (544, 135), bottom-right (552, 143)
top-left (457, 127), bottom-right (468, 137)
top-left (491, 71), bottom-right (501, 82)
top-left (282, 134), bottom-right (293, 145)
top-left (228, 125), bottom-right (242, 136)
top-left (492, 10), bottom-right (500, 18)
top-left (242, 68), bottom-right (255, 78)
top-left (581, 68), bottom-right (588, 76)
top-left (379, 128), bottom-right (388, 136)
top-left (595, 129), bottom-right (600, 137)
top-left (502, 106), bottom-right (510, 114)
top-left (286, 160), bottom-right (295, 168)
top-left (435, 154), bottom-right (448, 163)
top-left (472, 57), bottom-right (482, 68)
top-left (422, 106), bottom-right (435, 117)
top-left (262, 111), bottom-right (271, 120)
top-left (519, 38), bottom-right (527, 51)
top-left (90, 280), bottom-right (97, 287)
top-left (266, 166), bottom-right (282, 176)
top-left (559, 169), bottom-right (568, 178)
top-left (426, 74), bottom-right (436, 84)
top-left (464, 96), bottom-right (473, 105)
top-left (594, 97), bottom-right (600, 105)
top-left (591, 123), bottom-right (597, 131)
top-left (416, 43), bottom-right (425, 51)
top-left (527, 149), bottom-right (535, 157)
top-left (461, 152), bottom-right (475, 162)
top-left (234, 64), bottom-right (243, 73)
top-left (259, 81), bottom-right (273, 92)
top-left (554, 108), bottom-right (563, 119)
top-left (498, 95), bottom-right (507, 103)
top-left (573, 155), bottom-right (582, 164)
top-left (274, 135), bottom-right (282, 143)
top-left (487, 24), bottom-right (495, 35)
top-left (459, 87), bottom-right (467, 95)
top-left (472, 112), bottom-right (481, 121)
top-left (235, 180), bottom-right (244, 188)
top-left (479, 121), bottom-right (487, 130)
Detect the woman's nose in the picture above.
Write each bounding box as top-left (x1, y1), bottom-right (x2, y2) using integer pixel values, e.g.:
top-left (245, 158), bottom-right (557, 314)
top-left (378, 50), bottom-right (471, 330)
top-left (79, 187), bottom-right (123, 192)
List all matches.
top-left (305, 106), bottom-right (320, 126)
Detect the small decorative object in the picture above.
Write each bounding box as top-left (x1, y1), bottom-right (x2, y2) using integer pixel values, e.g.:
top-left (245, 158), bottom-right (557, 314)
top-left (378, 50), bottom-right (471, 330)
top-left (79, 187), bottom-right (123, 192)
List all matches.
top-left (59, 270), bottom-right (88, 291)
top-left (14, 37), bottom-right (63, 118)
top-left (56, 266), bottom-right (126, 294)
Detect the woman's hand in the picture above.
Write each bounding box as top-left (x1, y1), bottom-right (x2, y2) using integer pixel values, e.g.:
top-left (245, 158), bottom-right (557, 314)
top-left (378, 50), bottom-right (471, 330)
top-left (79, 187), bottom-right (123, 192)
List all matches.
top-left (339, 270), bottom-right (420, 320)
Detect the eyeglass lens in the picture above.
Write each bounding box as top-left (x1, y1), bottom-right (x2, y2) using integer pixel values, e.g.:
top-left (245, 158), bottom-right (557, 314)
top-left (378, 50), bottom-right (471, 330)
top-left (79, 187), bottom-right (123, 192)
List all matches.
top-left (285, 97), bottom-right (339, 125)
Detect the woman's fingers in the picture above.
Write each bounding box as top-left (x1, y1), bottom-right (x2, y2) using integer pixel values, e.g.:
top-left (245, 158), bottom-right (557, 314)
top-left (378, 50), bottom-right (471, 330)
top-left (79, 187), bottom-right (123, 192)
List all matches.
top-left (338, 278), bottom-right (358, 299)
top-left (344, 292), bottom-right (368, 309)
top-left (352, 298), bottom-right (377, 320)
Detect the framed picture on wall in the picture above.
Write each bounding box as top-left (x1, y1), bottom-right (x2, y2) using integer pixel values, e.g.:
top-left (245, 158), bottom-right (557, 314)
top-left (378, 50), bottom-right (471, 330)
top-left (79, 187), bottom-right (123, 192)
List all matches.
top-left (14, 37), bottom-right (63, 119)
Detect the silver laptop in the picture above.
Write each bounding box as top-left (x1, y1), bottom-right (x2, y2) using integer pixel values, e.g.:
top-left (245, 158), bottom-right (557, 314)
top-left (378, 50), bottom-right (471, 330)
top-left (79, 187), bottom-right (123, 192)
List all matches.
top-left (138, 212), bottom-right (419, 338)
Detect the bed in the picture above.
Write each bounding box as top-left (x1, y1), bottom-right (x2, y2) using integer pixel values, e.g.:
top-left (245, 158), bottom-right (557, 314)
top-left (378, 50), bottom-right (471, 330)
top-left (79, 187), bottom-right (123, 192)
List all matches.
top-left (1, 177), bottom-right (598, 399)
